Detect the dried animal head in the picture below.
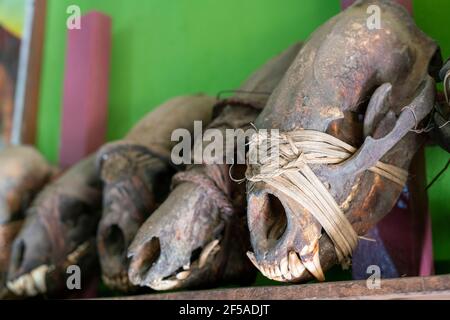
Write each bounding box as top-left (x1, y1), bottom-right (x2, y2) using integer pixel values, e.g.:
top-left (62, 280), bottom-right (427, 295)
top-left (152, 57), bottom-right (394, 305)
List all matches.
top-left (246, 0), bottom-right (440, 282)
top-left (127, 42), bottom-right (303, 290)
top-left (0, 146), bottom-right (52, 293)
top-left (6, 156), bottom-right (101, 297)
top-left (96, 95), bottom-right (215, 291)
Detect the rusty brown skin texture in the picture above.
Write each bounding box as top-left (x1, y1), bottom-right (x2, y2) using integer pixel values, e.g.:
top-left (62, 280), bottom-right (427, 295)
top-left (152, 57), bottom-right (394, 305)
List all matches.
top-left (247, 0), bottom-right (440, 283)
top-left (127, 42), bottom-right (303, 291)
top-left (6, 155), bottom-right (101, 297)
top-left (0, 146), bottom-right (52, 291)
top-left (96, 95), bottom-right (215, 292)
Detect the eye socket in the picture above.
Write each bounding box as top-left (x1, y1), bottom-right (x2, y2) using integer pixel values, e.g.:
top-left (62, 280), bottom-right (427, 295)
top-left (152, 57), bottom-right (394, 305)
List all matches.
top-left (10, 239), bottom-right (26, 272)
top-left (59, 197), bottom-right (90, 227)
top-left (150, 165), bottom-right (174, 204)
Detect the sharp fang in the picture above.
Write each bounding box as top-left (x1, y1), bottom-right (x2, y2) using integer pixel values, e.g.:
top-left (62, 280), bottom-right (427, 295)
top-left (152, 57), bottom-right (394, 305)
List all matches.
top-left (31, 265), bottom-right (48, 293)
top-left (183, 263), bottom-right (190, 270)
top-left (288, 251), bottom-right (305, 278)
top-left (301, 245), bottom-right (325, 282)
top-left (198, 239), bottom-right (219, 268)
top-left (176, 270), bottom-right (191, 280)
top-left (150, 279), bottom-right (179, 291)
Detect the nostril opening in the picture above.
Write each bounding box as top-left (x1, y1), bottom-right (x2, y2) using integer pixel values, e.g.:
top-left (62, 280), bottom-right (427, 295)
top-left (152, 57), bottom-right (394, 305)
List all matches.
top-left (265, 194), bottom-right (287, 241)
top-left (103, 224), bottom-right (125, 257)
top-left (248, 192), bottom-right (288, 249)
top-left (130, 237), bottom-right (161, 279)
top-left (11, 239), bottom-right (26, 272)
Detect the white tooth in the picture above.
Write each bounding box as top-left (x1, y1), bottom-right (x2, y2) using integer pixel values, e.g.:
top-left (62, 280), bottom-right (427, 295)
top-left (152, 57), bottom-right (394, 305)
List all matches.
top-left (176, 270), bottom-right (191, 280)
top-left (263, 266), bottom-right (271, 279)
top-left (183, 263), bottom-right (190, 270)
top-left (301, 247), bottom-right (325, 282)
top-left (7, 279), bottom-right (22, 296)
top-left (262, 265), bottom-right (271, 279)
top-left (31, 265), bottom-right (48, 294)
top-left (271, 275), bottom-right (284, 282)
top-left (280, 257), bottom-right (289, 276)
top-left (17, 276), bottom-right (27, 295)
top-left (23, 274), bottom-right (38, 296)
top-left (150, 279), bottom-right (179, 291)
top-left (273, 265), bottom-right (282, 277)
top-left (11, 276), bottom-right (26, 296)
top-left (289, 251), bottom-right (305, 278)
top-left (198, 239), bottom-right (219, 268)
top-left (268, 265), bottom-right (276, 279)
top-left (283, 271), bottom-right (293, 281)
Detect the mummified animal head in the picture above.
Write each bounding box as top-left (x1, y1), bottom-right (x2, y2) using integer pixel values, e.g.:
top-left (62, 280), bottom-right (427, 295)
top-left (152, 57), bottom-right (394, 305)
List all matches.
top-left (6, 156), bottom-right (101, 297)
top-left (0, 146), bottom-right (52, 292)
top-left (246, 0), bottom-right (440, 283)
top-left (127, 165), bottom-right (254, 291)
top-left (96, 95), bottom-right (215, 291)
top-left (127, 42), bottom-right (303, 290)
top-left (96, 142), bottom-right (174, 291)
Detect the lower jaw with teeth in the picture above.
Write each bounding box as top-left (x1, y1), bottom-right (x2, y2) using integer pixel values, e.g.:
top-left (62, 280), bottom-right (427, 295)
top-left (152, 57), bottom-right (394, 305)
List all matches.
top-left (6, 265), bottom-right (51, 297)
top-left (140, 239), bottom-right (221, 291)
top-left (102, 271), bottom-right (135, 292)
top-left (247, 247), bottom-right (325, 283)
top-left (6, 241), bottom-right (91, 297)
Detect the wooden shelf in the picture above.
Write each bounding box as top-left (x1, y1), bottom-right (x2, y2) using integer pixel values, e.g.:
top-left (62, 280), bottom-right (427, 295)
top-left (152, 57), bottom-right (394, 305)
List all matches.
top-left (113, 275), bottom-right (450, 300)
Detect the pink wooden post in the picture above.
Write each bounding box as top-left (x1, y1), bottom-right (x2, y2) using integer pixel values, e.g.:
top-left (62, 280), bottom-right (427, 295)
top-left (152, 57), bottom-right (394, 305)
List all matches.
top-left (59, 11), bottom-right (111, 169)
top-left (340, 0), bottom-right (434, 278)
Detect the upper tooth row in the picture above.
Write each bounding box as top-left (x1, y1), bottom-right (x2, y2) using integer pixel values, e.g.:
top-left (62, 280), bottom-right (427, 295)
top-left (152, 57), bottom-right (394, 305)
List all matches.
top-left (102, 271), bottom-right (132, 290)
top-left (6, 265), bottom-right (49, 296)
top-left (148, 239), bottom-right (221, 290)
top-left (247, 251), bottom-right (306, 282)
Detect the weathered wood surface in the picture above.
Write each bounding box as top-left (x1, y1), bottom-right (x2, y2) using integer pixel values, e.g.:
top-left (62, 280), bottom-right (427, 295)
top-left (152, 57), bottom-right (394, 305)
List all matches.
top-left (116, 275), bottom-right (450, 300)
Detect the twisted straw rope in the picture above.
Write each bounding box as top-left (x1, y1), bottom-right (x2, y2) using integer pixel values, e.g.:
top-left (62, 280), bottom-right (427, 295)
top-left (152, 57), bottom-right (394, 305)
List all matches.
top-left (245, 129), bottom-right (408, 264)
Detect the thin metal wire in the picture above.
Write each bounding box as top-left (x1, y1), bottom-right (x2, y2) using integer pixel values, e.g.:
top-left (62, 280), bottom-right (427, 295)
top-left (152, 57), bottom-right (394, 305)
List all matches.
top-left (426, 158), bottom-right (450, 190)
top-left (444, 70), bottom-right (450, 106)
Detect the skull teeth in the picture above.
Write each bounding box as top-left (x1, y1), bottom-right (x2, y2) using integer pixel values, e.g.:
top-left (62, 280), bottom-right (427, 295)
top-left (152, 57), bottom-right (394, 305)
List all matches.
top-left (289, 251), bottom-right (305, 278)
top-left (246, 250), bottom-right (308, 282)
top-left (149, 279), bottom-right (180, 291)
top-left (175, 270), bottom-right (191, 280)
top-left (300, 242), bottom-right (325, 282)
top-left (142, 239), bottom-right (221, 290)
top-left (102, 271), bottom-right (134, 291)
top-left (7, 264), bottom-right (50, 296)
top-left (198, 239), bottom-right (220, 269)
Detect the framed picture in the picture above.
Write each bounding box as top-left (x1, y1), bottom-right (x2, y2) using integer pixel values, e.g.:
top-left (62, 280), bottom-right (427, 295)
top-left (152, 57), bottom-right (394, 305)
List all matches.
top-left (0, 0), bottom-right (46, 148)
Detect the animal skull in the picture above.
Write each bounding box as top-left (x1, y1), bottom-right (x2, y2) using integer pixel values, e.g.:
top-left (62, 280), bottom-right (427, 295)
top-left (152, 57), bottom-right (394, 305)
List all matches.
top-left (246, 0), bottom-right (440, 282)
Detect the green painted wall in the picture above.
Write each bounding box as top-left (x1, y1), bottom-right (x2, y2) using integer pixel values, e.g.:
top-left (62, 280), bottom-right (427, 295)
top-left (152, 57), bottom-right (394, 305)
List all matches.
top-left (414, 0), bottom-right (450, 262)
top-left (37, 1), bottom-right (449, 262)
top-left (37, 0), bottom-right (340, 163)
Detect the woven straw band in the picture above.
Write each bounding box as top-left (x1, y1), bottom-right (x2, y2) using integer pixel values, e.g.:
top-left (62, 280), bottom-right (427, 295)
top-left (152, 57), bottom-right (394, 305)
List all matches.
top-left (245, 129), bottom-right (408, 264)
